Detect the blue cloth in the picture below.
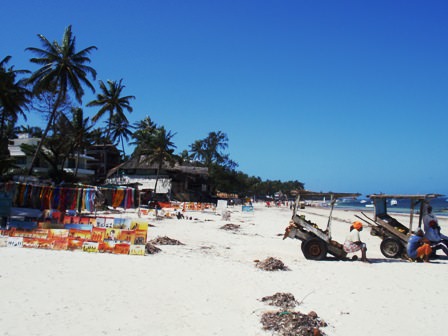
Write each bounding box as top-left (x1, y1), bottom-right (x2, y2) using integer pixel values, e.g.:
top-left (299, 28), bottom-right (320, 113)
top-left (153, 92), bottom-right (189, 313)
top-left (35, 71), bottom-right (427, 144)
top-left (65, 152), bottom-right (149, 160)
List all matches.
top-left (425, 227), bottom-right (442, 242)
top-left (407, 234), bottom-right (423, 259)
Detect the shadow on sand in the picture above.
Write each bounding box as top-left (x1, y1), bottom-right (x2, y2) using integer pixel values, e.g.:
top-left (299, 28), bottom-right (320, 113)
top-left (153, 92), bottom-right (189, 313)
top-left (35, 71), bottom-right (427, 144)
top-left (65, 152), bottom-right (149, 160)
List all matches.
top-left (327, 255), bottom-right (448, 264)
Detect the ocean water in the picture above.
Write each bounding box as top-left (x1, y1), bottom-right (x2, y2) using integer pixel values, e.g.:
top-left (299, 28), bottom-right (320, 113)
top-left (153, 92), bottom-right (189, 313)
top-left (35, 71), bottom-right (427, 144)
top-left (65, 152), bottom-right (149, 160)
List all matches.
top-left (335, 196), bottom-right (448, 217)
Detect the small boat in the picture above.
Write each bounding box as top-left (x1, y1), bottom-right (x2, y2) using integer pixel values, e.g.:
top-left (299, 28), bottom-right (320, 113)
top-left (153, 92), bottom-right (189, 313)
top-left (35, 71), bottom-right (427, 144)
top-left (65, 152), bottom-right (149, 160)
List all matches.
top-left (390, 199), bottom-right (398, 206)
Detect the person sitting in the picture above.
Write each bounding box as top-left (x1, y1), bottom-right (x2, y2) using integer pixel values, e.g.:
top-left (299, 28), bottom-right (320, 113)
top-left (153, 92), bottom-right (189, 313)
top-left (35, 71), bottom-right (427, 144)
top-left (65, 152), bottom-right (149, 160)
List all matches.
top-left (343, 221), bottom-right (369, 262)
top-left (407, 227), bottom-right (432, 262)
top-left (423, 205), bottom-right (448, 242)
top-left (424, 219), bottom-right (448, 257)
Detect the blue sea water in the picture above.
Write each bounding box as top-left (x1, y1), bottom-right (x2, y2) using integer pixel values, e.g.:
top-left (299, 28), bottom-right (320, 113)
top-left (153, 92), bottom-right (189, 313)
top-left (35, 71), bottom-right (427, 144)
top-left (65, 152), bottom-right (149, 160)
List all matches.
top-left (335, 196), bottom-right (448, 217)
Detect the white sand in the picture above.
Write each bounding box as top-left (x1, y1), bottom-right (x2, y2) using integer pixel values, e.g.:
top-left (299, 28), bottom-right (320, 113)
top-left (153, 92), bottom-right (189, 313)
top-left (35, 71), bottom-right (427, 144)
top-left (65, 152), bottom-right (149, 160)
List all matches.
top-left (1, 203), bottom-right (447, 336)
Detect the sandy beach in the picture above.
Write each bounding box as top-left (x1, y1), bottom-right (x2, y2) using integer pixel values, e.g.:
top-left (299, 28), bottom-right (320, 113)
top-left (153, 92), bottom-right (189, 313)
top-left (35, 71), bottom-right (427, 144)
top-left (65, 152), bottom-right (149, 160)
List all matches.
top-left (1, 203), bottom-right (447, 336)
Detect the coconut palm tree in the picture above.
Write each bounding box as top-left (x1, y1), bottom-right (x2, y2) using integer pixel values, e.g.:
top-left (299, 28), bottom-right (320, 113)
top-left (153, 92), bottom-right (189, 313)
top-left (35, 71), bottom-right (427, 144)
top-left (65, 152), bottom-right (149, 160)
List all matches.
top-left (69, 107), bottom-right (93, 176)
top-left (107, 113), bottom-right (133, 159)
top-left (133, 116), bottom-right (157, 134)
top-left (0, 56), bottom-right (31, 141)
top-left (189, 140), bottom-right (205, 163)
top-left (87, 79), bottom-right (135, 138)
top-left (139, 127), bottom-right (176, 215)
top-left (90, 127), bottom-right (110, 145)
top-left (25, 25), bottom-right (97, 175)
top-left (0, 56), bottom-right (31, 175)
top-left (189, 131), bottom-right (229, 167)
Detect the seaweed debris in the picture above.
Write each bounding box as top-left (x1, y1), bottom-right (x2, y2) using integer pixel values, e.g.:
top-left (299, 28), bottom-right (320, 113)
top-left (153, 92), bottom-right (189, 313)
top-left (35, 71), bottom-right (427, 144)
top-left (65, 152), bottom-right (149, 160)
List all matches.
top-left (256, 257), bottom-right (289, 271)
top-left (261, 292), bottom-right (298, 309)
top-left (220, 223), bottom-right (240, 231)
top-left (149, 236), bottom-right (185, 245)
top-left (145, 242), bottom-right (161, 254)
top-left (260, 310), bottom-right (327, 336)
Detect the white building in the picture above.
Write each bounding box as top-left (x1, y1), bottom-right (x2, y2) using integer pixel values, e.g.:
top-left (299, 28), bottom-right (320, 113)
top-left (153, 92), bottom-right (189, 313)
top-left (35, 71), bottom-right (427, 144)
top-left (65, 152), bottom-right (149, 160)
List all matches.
top-left (8, 133), bottom-right (95, 178)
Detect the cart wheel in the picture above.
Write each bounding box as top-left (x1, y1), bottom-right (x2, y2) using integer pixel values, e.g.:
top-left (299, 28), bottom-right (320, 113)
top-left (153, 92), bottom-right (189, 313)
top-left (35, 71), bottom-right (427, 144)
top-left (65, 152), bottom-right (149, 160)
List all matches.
top-left (380, 237), bottom-right (402, 258)
top-left (302, 238), bottom-right (328, 260)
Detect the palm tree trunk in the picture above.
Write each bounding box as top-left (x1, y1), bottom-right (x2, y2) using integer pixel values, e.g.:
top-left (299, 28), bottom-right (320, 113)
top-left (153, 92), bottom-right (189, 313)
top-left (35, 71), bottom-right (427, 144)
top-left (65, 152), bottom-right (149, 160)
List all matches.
top-left (27, 91), bottom-right (63, 176)
top-left (0, 112), bottom-right (6, 141)
top-left (121, 137), bottom-right (126, 160)
top-left (153, 162), bottom-right (162, 218)
top-left (75, 151), bottom-right (80, 177)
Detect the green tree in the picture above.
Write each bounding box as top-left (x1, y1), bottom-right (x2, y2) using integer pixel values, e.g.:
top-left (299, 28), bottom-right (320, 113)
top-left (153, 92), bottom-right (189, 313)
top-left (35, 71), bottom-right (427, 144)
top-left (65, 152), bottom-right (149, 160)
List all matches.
top-left (131, 116), bottom-right (157, 154)
top-left (143, 127), bottom-right (176, 193)
top-left (136, 126), bottom-right (176, 215)
top-left (177, 149), bottom-right (191, 164)
top-left (0, 56), bottom-right (31, 175)
top-left (188, 131), bottom-right (238, 195)
top-left (189, 131), bottom-right (231, 167)
top-left (0, 57), bottom-right (30, 137)
top-left (107, 113), bottom-right (133, 159)
top-left (20, 114), bottom-right (74, 183)
top-left (25, 25), bottom-right (97, 175)
top-left (87, 79), bottom-right (135, 138)
top-left (69, 107), bottom-right (93, 176)
top-left (90, 127), bottom-right (109, 145)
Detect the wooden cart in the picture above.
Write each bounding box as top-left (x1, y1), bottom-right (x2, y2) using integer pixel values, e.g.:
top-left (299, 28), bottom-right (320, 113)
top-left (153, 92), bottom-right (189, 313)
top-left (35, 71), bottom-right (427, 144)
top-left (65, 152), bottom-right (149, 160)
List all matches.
top-left (283, 191), bottom-right (360, 260)
top-left (359, 194), bottom-right (443, 259)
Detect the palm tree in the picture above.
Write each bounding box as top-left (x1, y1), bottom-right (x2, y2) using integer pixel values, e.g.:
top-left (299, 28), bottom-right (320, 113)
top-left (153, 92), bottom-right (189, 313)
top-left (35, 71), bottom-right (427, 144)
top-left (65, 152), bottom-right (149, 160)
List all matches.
top-left (133, 116), bottom-right (157, 133)
top-left (69, 107), bottom-right (93, 176)
top-left (0, 56), bottom-right (31, 142)
top-left (25, 25), bottom-right (97, 175)
top-left (107, 114), bottom-right (133, 160)
top-left (87, 79), bottom-right (135, 138)
top-left (0, 56), bottom-right (31, 175)
top-left (189, 131), bottom-right (229, 167)
top-left (189, 140), bottom-right (205, 163)
top-left (177, 149), bottom-right (191, 164)
top-left (131, 116), bottom-right (157, 151)
top-left (139, 127), bottom-right (176, 215)
top-left (90, 127), bottom-right (109, 145)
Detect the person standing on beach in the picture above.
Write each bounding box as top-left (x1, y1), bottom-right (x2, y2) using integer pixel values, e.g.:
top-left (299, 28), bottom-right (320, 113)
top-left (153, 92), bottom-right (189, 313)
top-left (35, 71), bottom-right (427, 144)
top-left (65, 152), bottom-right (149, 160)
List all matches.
top-left (343, 221), bottom-right (369, 262)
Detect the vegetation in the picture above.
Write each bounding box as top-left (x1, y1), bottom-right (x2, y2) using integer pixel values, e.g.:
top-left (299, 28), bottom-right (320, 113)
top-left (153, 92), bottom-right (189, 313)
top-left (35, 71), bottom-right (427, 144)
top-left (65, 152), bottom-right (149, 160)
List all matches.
top-left (25, 25), bottom-right (97, 175)
top-left (0, 56), bottom-right (31, 176)
top-left (1, 24), bottom-right (305, 199)
top-left (87, 79), bottom-right (135, 138)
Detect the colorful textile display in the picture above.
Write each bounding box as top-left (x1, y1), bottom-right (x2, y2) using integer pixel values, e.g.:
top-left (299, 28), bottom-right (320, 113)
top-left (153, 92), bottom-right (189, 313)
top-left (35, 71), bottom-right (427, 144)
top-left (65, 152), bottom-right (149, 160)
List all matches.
top-left (4, 182), bottom-right (136, 212)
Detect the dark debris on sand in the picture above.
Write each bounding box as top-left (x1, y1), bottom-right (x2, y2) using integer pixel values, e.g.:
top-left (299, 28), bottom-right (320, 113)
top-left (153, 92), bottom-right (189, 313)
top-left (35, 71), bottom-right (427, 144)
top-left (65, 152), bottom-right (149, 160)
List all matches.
top-left (149, 236), bottom-right (185, 245)
top-left (256, 257), bottom-right (289, 271)
top-left (220, 223), bottom-right (240, 231)
top-left (261, 292), bottom-right (298, 309)
top-left (145, 242), bottom-right (161, 254)
top-left (260, 310), bottom-right (327, 336)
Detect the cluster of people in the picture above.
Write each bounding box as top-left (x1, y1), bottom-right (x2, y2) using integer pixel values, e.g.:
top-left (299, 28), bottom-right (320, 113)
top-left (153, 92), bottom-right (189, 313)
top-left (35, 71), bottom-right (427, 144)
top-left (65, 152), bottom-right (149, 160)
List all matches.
top-left (343, 204), bottom-right (447, 263)
top-left (405, 205), bottom-right (448, 262)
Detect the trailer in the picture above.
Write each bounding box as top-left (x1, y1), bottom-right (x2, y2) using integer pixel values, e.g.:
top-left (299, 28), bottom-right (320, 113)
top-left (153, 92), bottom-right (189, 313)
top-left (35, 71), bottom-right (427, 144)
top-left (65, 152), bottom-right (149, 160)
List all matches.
top-left (359, 194), bottom-right (443, 259)
top-left (283, 191), bottom-right (360, 260)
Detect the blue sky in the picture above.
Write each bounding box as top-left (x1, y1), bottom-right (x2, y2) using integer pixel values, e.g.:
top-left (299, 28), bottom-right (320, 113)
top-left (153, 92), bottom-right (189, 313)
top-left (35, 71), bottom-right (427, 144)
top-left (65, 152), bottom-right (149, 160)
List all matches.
top-left (2, 0), bottom-right (448, 196)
